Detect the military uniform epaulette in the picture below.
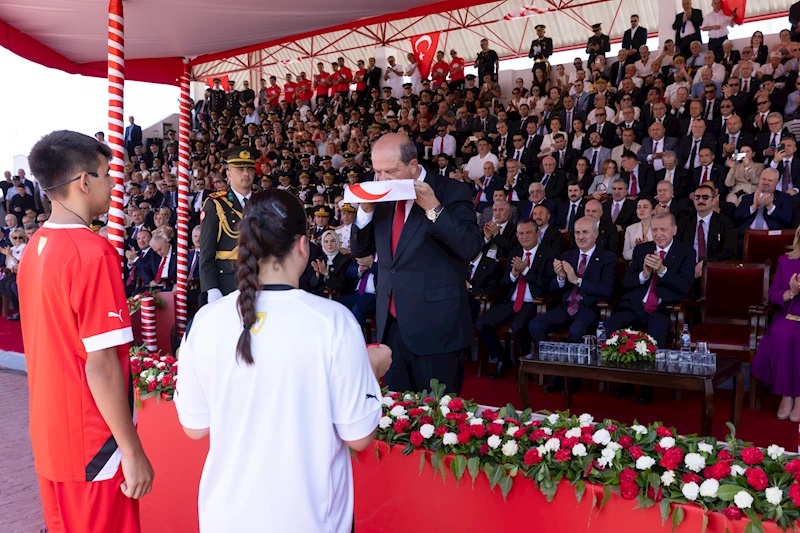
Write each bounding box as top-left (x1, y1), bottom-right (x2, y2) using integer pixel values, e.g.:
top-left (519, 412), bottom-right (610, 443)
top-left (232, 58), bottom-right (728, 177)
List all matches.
top-left (209, 191), bottom-right (227, 199)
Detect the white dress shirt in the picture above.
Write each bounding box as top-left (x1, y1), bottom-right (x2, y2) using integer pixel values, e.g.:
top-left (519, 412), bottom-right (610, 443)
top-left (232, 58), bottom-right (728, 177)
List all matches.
top-left (231, 188), bottom-right (252, 208)
top-left (639, 241), bottom-right (672, 305)
top-left (484, 220), bottom-right (509, 259)
top-left (769, 156), bottom-right (798, 194)
top-left (702, 9), bottom-right (732, 39)
top-left (432, 134), bottom-right (457, 158)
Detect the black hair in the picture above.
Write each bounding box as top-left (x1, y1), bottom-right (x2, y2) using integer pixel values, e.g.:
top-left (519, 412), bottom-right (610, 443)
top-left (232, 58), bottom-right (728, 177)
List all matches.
top-left (28, 130), bottom-right (112, 198)
top-left (235, 189), bottom-right (307, 365)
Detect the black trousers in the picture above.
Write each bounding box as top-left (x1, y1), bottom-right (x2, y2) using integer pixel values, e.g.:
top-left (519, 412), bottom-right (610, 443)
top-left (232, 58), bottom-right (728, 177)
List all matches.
top-left (382, 315), bottom-right (460, 394)
top-left (603, 305), bottom-right (671, 349)
top-left (529, 306), bottom-right (598, 345)
top-left (707, 36), bottom-right (726, 54)
top-left (475, 302), bottom-right (536, 364)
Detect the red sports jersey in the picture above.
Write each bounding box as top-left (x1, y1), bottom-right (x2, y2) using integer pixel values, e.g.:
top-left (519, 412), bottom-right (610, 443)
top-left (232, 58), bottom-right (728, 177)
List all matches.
top-left (266, 85), bottom-right (281, 106)
top-left (19, 223), bottom-right (134, 483)
top-left (283, 81), bottom-right (297, 102)
top-left (355, 69), bottom-right (367, 91)
top-left (449, 57), bottom-right (465, 81)
top-left (337, 67), bottom-right (352, 92)
top-left (296, 79), bottom-right (313, 101)
top-left (431, 61), bottom-right (449, 87)
top-left (315, 72), bottom-right (330, 96)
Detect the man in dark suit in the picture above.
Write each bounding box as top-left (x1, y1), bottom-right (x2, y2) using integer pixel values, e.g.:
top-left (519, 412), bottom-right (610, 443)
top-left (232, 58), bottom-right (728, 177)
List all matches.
top-left (501, 158), bottom-right (530, 207)
top-left (557, 181), bottom-right (587, 231)
top-left (365, 57), bottom-right (382, 93)
top-left (149, 235), bottom-right (179, 291)
top-left (350, 134), bottom-right (483, 393)
top-left (471, 107), bottom-right (498, 135)
top-left (755, 114), bottom-right (792, 164)
top-left (531, 216), bottom-right (618, 392)
top-left (647, 101), bottom-right (680, 139)
top-left (550, 134), bottom-right (579, 175)
top-left (124, 116), bottom-right (143, 158)
top-left (716, 114), bottom-right (754, 165)
top-left (691, 147), bottom-right (727, 196)
top-left (475, 219), bottom-right (557, 378)
top-left (654, 154), bottom-right (690, 201)
top-left (622, 14), bottom-right (648, 61)
top-left (520, 182), bottom-right (557, 220)
top-left (125, 207), bottom-right (149, 249)
top-left (583, 199), bottom-right (621, 255)
top-left (586, 108), bottom-right (618, 149)
top-left (604, 212), bottom-right (695, 403)
top-left (603, 178), bottom-right (639, 230)
top-left (677, 119), bottom-right (716, 171)
top-left (733, 168), bottom-right (795, 232)
top-left (338, 255), bottom-right (379, 328)
top-left (482, 200), bottom-right (517, 260)
top-left (124, 228), bottom-right (159, 296)
top-left (532, 204), bottom-right (563, 253)
top-left (638, 122), bottom-right (678, 172)
top-left (677, 101), bottom-right (705, 138)
top-left (533, 155), bottom-right (567, 203)
top-left (520, 122), bottom-right (544, 174)
top-left (609, 50), bottom-right (631, 88)
top-left (676, 184), bottom-right (735, 279)
top-left (467, 252), bottom-right (502, 319)
top-left (474, 161), bottom-right (504, 213)
top-left (672, 0), bottom-right (703, 57)
top-left (619, 150), bottom-right (656, 198)
top-left (558, 95), bottom-right (587, 136)
top-left (769, 136), bottom-right (800, 198)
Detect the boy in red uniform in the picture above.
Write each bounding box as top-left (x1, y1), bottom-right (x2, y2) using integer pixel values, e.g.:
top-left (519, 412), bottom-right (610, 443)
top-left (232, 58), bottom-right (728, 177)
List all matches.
top-left (21, 130), bottom-right (154, 533)
top-left (265, 75), bottom-right (282, 110)
top-left (296, 72), bottom-right (313, 105)
top-left (336, 57), bottom-right (352, 97)
top-left (314, 61), bottom-right (331, 105)
top-left (449, 49), bottom-right (465, 92)
top-left (354, 59), bottom-right (368, 101)
top-left (431, 50), bottom-right (450, 90)
top-left (283, 73), bottom-right (297, 103)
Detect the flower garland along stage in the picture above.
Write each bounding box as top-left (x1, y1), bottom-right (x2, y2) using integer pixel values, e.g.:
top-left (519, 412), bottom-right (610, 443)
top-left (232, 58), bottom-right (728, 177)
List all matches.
top-left (378, 380), bottom-right (800, 532)
top-left (130, 344), bottom-right (177, 404)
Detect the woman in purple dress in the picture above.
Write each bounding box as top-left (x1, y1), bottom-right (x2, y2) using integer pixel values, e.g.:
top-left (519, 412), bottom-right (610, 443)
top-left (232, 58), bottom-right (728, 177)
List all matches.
top-left (752, 227), bottom-right (800, 421)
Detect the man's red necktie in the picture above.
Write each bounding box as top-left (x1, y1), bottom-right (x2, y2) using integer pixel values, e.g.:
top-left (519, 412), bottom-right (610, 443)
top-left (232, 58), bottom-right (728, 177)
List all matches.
top-left (701, 167), bottom-right (709, 183)
top-left (629, 170), bottom-right (638, 196)
top-left (155, 255), bottom-right (166, 281)
top-left (389, 200), bottom-right (406, 317)
top-left (512, 251), bottom-right (532, 313)
top-left (644, 250), bottom-right (666, 314)
top-left (567, 253), bottom-right (588, 316)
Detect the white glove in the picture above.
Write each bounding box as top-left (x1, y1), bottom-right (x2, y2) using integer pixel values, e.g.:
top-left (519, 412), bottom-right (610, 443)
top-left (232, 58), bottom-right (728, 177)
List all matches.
top-left (206, 288), bottom-right (223, 303)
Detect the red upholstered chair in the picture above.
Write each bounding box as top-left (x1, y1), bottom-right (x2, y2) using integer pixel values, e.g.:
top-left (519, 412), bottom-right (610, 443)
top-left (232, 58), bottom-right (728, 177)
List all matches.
top-left (743, 229), bottom-right (796, 274)
top-left (687, 262), bottom-right (770, 408)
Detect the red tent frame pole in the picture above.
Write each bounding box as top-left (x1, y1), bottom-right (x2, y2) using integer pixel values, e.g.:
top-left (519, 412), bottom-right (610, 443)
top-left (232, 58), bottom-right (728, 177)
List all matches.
top-left (174, 59), bottom-right (192, 336)
top-left (107, 0), bottom-right (126, 264)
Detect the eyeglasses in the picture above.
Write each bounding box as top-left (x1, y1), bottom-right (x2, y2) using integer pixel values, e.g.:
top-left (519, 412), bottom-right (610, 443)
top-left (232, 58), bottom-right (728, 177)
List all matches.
top-left (693, 194), bottom-right (712, 201)
top-left (596, 113), bottom-right (606, 117)
top-left (705, 90), bottom-right (716, 94)
top-left (757, 101), bottom-right (770, 105)
top-left (11, 236), bottom-right (23, 240)
top-left (728, 83), bottom-right (740, 86)
top-left (513, 138), bottom-right (524, 142)
top-left (720, 104), bottom-right (732, 108)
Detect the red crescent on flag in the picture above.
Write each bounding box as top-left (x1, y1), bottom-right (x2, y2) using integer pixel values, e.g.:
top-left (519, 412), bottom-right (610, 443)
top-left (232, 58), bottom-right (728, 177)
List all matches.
top-left (350, 183), bottom-right (391, 201)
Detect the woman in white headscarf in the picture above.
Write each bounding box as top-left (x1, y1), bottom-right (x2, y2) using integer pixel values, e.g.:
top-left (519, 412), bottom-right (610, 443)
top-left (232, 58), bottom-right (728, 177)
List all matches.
top-left (309, 229), bottom-right (352, 294)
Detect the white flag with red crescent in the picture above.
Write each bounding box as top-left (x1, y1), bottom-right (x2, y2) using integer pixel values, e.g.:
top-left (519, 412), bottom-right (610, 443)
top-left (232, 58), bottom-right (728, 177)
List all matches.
top-left (503, 3), bottom-right (546, 20)
top-left (344, 180), bottom-right (417, 204)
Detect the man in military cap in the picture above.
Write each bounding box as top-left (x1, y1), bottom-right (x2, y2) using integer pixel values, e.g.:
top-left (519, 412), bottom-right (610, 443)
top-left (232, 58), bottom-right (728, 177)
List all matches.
top-left (277, 173), bottom-right (294, 192)
top-left (319, 171), bottom-right (343, 204)
top-left (199, 146), bottom-right (255, 304)
top-left (295, 171), bottom-right (316, 205)
top-left (586, 23), bottom-right (611, 66)
top-left (382, 87), bottom-right (400, 111)
top-left (310, 205), bottom-right (332, 243)
top-left (338, 153), bottom-right (361, 181)
top-left (335, 201), bottom-right (357, 252)
top-left (528, 24), bottom-right (553, 79)
top-left (210, 78), bottom-right (227, 115)
top-left (464, 74), bottom-right (480, 99)
top-left (226, 80), bottom-right (241, 115)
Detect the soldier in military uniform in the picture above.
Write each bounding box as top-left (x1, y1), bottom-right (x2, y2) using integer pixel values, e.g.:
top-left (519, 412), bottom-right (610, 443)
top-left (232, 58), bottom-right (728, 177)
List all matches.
top-left (528, 24), bottom-right (553, 80)
top-left (295, 172), bottom-right (316, 206)
top-left (318, 171), bottom-right (343, 204)
top-left (276, 173), bottom-right (295, 193)
top-left (199, 146), bottom-right (255, 304)
top-left (209, 78), bottom-right (227, 115)
top-left (310, 206), bottom-right (332, 243)
top-left (586, 23), bottom-right (611, 66)
top-left (226, 80), bottom-right (241, 116)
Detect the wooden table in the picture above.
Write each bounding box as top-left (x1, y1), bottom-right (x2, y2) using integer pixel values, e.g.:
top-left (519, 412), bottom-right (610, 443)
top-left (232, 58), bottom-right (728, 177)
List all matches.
top-left (518, 354), bottom-right (744, 436)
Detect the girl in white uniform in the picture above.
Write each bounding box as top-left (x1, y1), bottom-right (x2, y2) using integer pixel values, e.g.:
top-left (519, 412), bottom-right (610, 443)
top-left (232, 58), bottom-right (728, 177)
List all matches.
top-left (176, 189), bottom-right (391, 533)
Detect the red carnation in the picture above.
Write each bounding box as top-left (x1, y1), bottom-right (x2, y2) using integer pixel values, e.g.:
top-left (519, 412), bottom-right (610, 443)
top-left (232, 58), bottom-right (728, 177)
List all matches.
top-left (654, 443), bottom-right (666, 455)
top-left (164, 356), bottom-right (177, 365)
top-left (388, 392), bottom-right (400, 399)
top-left (647, 485), bottom-right (664, 502)
top-left (681, 472), bottom-right (702, 485)
top-left (618, 435), bottom-right (633, 448)
top-left (561, 437), bottom-right (578, 449)
top-left (133, 377), bottom-right (141, 386)
top-left (161, 375), bottom-right (172, 386)
top-left (389, 402), bottom-right (403, 410)
top-left (625, 339), bottom-right (636, 350)
top-left (479, 444), bottom-right (490, 456)
top-left (420, 415), bottom-right (434, 426)
top-left (554, 428), bottom-right (568, 439)
top-left (606, 425), bottom-right (617, 433)
top-left (410, 431), bottom-right (423, 447)
top-left (434, 426), bottom-right (448, 437)
top-left (708, 461), bottom-right (731, 480)
top-left (470, 424), bottom-right (486, 438)
top-left (504, 417), bottom-right (521, 425)
top-left (142, 360), bottom-right (154, 369)
top-left (718, 449), bottom-right (733, 461)
top-left (620, 480), bottom-right (639, 500)
top-left (488, 424), bottom-right (503, 436)
top-left (457, 431), bottom-right (471, 444)
top-left (423, 397), bottom-right (436, 404)
top-left (555, 449), bottom-right (572, 462)
top-left (660, 448), bottom-right (684, 471)
top-left (524, 448), bottom-right (543, 465)
top-left (393, 419), bottom-right (410, 434)
top-left (787, 459), bottom-right (800, 475)
top-left (656, 426), bottom-right (672, 437)
top-left (647, 344), bottom-right (656, 353)
top-left (446, 412), bottom-right (468, 423)
top-left (746, 467), bottom-right (768, 491)
top-left (530, 429), bottom-right (547, 441)
top-left (619, 346), bottom-right (628, 354)
top-left (620, 468), bottom-right (637, 483)
top-left (628, 446), bottom-right (644, 460)
top-left (530, 420), bottom-right (542, 427)
top-left (458, 423), bottom-right (471, 434)
top-left (482, 410), bottom-right (498, 421)
top-left (721, 507), bottom-right (743, 521)
top-left (580, 433), bottom-right (595, 445)
top-left (514, 427), bottom-right (528, 439)
top-left (448, 398), bottom-right (465, 411)
top-left (147, 381), bottom-right (157, 392)
top-left (741, 447), bottom-right (764, 465)
top-left (790, 484), bottom-right (800, 506)
top-left (581, 425), bottom-right (593, 434)
top-left (408, 408), bottom-right (424, 417)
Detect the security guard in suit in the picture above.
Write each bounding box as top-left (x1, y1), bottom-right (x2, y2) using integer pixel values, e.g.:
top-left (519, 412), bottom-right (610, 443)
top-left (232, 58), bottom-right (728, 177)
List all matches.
top-left (586, 23), bottom-right (611, 66)
top-left (528, 24), bottom-right (553, 79)
top-left (199, 146), bottom-right (255, 304)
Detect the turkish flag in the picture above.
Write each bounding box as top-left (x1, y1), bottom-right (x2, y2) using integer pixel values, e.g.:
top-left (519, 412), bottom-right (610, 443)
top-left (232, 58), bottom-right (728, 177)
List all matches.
top-left (205, 75), bottom-right (229, 89)
top-left (721, 0), bottom-right (746, 25)
top-left (410, 32), bottom-right (440, 79)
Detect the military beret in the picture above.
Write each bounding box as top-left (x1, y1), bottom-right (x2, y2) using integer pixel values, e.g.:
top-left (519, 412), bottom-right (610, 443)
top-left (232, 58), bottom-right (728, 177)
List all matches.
top-left (300, 155), bottom-right (310, 162)
top-left (323, 170), bottom-right (335, 178)
top-left (421, 79), bottom-right (431, 85)
top-left (344, 153), bottom-right (354, 160)
top-left (286, 128), bottom-right (296, 133)
top-left (382, 87), bottom-right (393, 91)
top-left (595, 76), bottom-right (609, 83)
top-left (347, 170), bottom-right (359, 177)
top-left (320, 156), bottom-right (332, 162)
top-left (299, 171), bottom-right (310, 179)
top-left (279, 174), bottom-right (291, 181)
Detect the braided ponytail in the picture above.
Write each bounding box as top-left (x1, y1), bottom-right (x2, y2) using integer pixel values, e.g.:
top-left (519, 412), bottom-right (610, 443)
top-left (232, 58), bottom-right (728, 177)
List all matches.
top-left (235, 215), bottom-right (263, 365)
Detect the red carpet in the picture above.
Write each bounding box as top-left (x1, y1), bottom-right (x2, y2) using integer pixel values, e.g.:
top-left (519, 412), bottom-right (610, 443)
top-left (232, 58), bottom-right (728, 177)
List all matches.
top-left (461, 361), bottom-right (798, 452)
top-left (0, 316), bottom-right (24, 354)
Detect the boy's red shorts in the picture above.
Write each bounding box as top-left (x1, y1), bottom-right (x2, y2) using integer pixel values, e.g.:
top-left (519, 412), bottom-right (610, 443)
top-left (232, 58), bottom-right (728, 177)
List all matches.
top-left (38, 466), bottom-right (140, 533)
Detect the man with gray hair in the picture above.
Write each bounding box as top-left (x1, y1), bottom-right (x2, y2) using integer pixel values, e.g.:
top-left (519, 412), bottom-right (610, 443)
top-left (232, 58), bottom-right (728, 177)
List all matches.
top-left (733, 167), bottom-right (794, 231)
top-left (149, 234), bottom-right (177, 290)
top-left (604, 211), bottom-right (695, 403)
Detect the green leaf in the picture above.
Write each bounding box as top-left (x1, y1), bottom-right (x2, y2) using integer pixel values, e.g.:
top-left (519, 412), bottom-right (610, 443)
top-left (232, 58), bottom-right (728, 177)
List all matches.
top-left (599, 485), bottom-right (612, 511)
top-left (450, 455), bottom-right (467, 486)
top-left (702, 513), bottom-right (708, 533)
top-left (744, 509), bottom-right (764, 533)
top-left (440, 456), bottom-right (448, 483)
top-left (575, 480), bottom-right (586, 504)
top-left (467, 456), bottom-right (480, 486)
top-left (671, 505), bottom-right (684, 533)
top-left (725, 421), bottom-right (736, 441)
top-left (419, 451), bottom-right (426, 475)
top-left (648, 472), bottom-right (661, 490)
top-left (430, 452), bottom-right (441, 476)
top-left (715, 485), bottom-right (744, 502)
top-left (744, 524), bottom-right (754, 533)
top-left (487, 463), bottom-right (505, 491)
top-left (373, 444), bottom-right (381, 462)
top-left (634, 496), bottom-right (655, 509)
top-left (591, 486), bottom-right (598, 509)
top-left (499, 473), bottom-right (514, 501)
top-left (660, 499), bottom-right (671, 527)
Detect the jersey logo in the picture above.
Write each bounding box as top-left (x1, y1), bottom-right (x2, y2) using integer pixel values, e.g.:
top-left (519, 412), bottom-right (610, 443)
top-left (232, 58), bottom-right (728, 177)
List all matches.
top-left (37, 236), bottom-right (47, 255)
top-left (365, 393), bottom-right (379, 402)
top-left (250, 312), bottom-right (267, 334)
top-left (108, 309), bottom-right (124, 322)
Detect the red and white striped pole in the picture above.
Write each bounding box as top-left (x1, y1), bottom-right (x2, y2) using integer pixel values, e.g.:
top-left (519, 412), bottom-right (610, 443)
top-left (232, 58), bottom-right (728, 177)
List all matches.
top-left (174, 59), bottom-right (191, 336)
top-left (106, 0), bottom-right (126, 263)
top-left (141, 296), bottom-right (158, 352)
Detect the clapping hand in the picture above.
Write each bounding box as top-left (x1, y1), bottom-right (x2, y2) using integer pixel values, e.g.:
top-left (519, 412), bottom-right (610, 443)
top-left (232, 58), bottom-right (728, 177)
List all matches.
top-left (484, 221), bottom-right (499, 239)
top-left (553, 259), bottom-right (566, 279)
top-left (644, 253), bottom-right (664, 276)
top-left (511, 256), bottom-right (528, 277)
top-left (562, 260), bottom-right (578, 285)
top-left (761, 192), bottom-right (775, 209)
top-left (790, 273), bottom-right (800, 298)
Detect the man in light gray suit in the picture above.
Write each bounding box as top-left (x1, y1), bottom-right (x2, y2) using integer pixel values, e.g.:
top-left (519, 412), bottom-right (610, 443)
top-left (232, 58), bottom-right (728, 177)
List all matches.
top-left (582, 131), bottom-right (612, 175)
top-left (637, 121), bottom-right (677, 172)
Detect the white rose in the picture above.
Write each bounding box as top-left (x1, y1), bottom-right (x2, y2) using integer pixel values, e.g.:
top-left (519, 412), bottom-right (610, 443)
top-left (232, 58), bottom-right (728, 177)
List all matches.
top-left (470, 417), bottom-right (484, 426)
top-left (682, 482), bottom-right (700, 501)
top-left (767, 445), bottom-right (785, 460)
top-left (537, 445), bottom-right (547, 456)
top-left (565, 428), bottom-right (582, 439)
top-left (390, 405), bottom-right (407, 418)
top-left (579, 413), bottom-right (594, 427)
top-left (545, 438), bottom-right (561, 453)
top-left (630, 425), bottom-right (648, 436)
top-left (547, 413), bottom-right (559, 425)
top-left (684, 453), bottom-right (706, 473)
top-left (146, 374), bottom-right (156, 383)
top-left (379, 416), bottom-right (392, 429)
top-left (487, 435), bottom-right (502, 449)
top-left (731, 464), bottom-right (746, 477)
top-left (542, 427), bottom-right (552, 435)
top-left (157, 372), bottom-right (166, 382)
top-left (734, 491), bottom-right (754, 509)
top-left (442, 432), bottom-right (458, 446)
top-left (502, 440), bottom-right (519, 457)
top-left (572, 443), bottom-right (588, 457)
top-left (766, 487), bottom-right (783, 506)
top-left (381, 397), bottom-right (394, 407)
top-left (606, 442), bottom-right (622, 453)
top-left (636, 456), bottom-right (656, 470)
top-left (660, 437), bottom-right (676, 449)
top-left (140, 371), bottom-right (149, 379)
top-left (698, 442), bottom-right (714, 454)
top-left (598, 450), bottom-right (615, 468)
top-left (420, 424), bottom-right (435, 439)
top-left (661, 470), bottom-right (676, 487)
top-left (439, 395), bottom-right (452, 407)
top-left (592, 429), bottom-right (611, 445)
top-left (404, 393), bottom-right (414, 401)
top-left (699, 479), bottom-right (719, 498)
top-left (440, 406), bottom-right (451, 416)
top-left (507, 425), bottom-right (520, 437)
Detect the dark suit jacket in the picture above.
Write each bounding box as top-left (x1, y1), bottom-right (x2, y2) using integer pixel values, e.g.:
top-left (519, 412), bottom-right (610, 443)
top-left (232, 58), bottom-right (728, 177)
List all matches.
top-left (733, 190), bottom-right (795, 231)
top-left (620, 164), bottom-right (657, 198)
top-left (637, 137), bottom-right (678, 167)
top-left (539, 225), bottom-right (563, 254)
top-left (126, 248), bottom-right (161, 288)
top-left (308, 252), bottom-right (353, 292)
top-left (715, 130), bottom-right (754, 164)
top-left (552, 148), bottom-right (579, 175)
top-left (520, 200), bottom-right (556, 220)
top-left (125, 124), bottom-right (143, 150)
top-left (676, 212), bottom-right (735, 263)
top-left (500, 245), bottom-right (558, 301)
top-left (573, 219), bottom-right (620, 255)
top-left (365, 66), bottom-right (382, 91)
top-left (472, 115), bottom-right (498, 135)
top-left (550, 247), bottom-right (617, 310)
top-left (676, 134), bottom-right (716, 170)
top-left (350, 170), bottom-right (483, 355)
top-left (586, 122), bottom-right (618, 149)
top-left (646, 116), bottom-right (680, 138)
top-left (558, 109), bottom-right (587, 132)
top-left (690, 164), bottom-right (727, 196)
top-left (556, 199), bottom-right (586, 230)
top-left (773, 157), bottom-right (800, 193)
top-left (521, 143), bottom-right (542, 173)
top-left (603, 198), bottom-right (638, 228)
top-left (474, 174), bottom-right (504, 206)
top-left (622, 26), bottom-right (648, 55)
top-left (672, 9), bottom-right (703, 45)
top-left (482, 221), bottom-right (517, 260)
top-left (151, 250), bottom-right (179, 290)
top-left (468, 255), bottom-right (502, 296)
top-left (532, 171), bottom-right (567, 202)
top-left (502, 173), bottom-right (530, 205)
top-left (621, 240), bottom-right (694, 311)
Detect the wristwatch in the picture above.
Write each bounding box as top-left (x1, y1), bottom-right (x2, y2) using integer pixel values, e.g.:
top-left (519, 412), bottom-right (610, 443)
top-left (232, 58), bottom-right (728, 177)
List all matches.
top-left (426, 204), bottom-right (444, 222)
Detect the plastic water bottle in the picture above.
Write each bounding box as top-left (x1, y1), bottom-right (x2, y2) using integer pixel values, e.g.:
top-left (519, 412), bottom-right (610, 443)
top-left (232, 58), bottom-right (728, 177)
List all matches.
top-left (596, 322), bottom-right (606, 343)
top-left (680, 325), bottom-right (692, 352)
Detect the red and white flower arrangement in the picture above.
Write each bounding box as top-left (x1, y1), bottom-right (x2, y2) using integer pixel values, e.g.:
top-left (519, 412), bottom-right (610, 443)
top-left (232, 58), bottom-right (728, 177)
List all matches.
top-left (130, 344), bottom-right (177, 402)
top-left (600, 329), bottom-right (657, 364)
top-left (376, 380), bottom-right (800, 532)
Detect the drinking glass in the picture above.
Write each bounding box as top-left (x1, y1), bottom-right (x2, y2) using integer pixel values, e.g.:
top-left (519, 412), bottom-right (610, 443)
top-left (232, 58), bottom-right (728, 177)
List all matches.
top-left (696, 341), bottom-right (709, 354)
top-left (558, 343), bottom-right (569, 362)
